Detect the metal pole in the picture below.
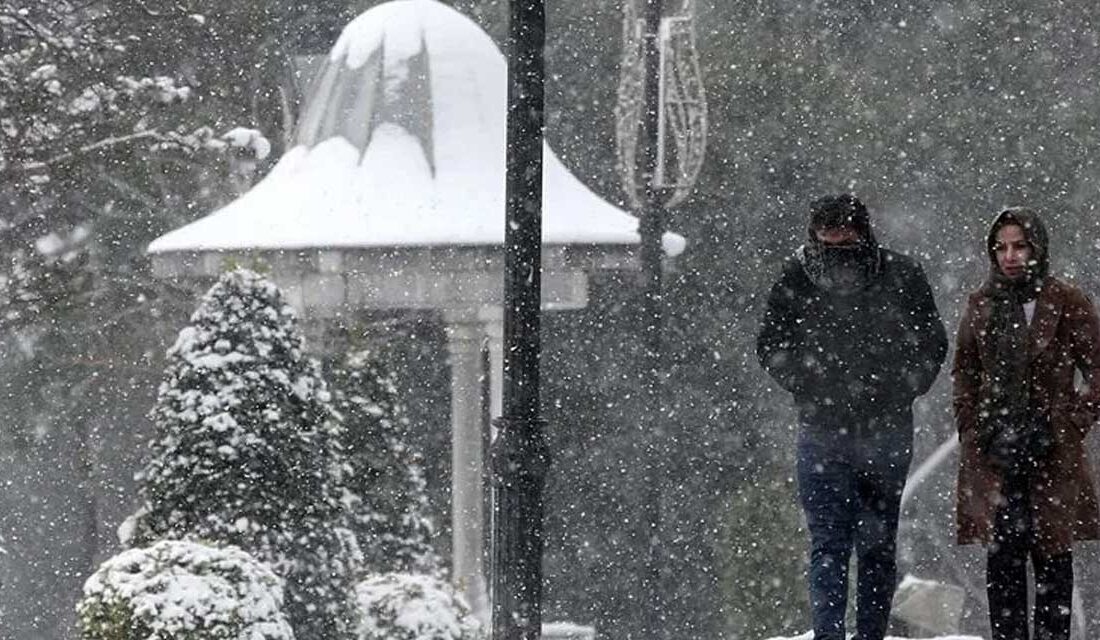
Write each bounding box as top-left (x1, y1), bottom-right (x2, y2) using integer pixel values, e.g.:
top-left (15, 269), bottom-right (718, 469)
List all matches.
top-left (491, 0), bottom-right (548, 638)
top-left (638, 0), bottom-right (667, 637)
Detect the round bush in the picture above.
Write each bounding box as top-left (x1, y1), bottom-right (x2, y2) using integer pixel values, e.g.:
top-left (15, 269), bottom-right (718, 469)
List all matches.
top-left (354, 573), bottom-right (482, 640)
top-left (78, 539), bottom-right (293, 640)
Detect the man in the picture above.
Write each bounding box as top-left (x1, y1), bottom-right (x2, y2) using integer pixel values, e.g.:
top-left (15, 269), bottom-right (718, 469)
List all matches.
top-left (756, 194), bottom-right (947, 640)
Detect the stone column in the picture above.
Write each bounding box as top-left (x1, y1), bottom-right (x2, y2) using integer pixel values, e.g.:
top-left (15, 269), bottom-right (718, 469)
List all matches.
top-left (479, 306), bottom-right (504, 422)
top-left (444, 312), bottom-right (489, 624)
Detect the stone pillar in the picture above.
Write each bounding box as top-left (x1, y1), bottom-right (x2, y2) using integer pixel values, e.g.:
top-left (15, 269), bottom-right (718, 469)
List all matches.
top-left (444, 313), bottom-right (489, 624)
top-left (479, 306), bottom-right (504, 422)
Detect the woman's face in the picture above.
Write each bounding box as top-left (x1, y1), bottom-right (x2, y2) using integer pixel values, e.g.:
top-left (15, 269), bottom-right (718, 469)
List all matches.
top-left (994, 224), bottom-right (1032, 280)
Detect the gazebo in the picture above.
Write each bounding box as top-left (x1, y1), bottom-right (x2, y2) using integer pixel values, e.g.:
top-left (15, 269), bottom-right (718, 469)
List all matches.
top-left (148, 0), bottom-right (684, 620)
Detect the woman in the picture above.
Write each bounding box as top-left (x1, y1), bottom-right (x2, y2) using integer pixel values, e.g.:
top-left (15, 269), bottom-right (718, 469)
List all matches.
top-left (953, 207), bottom-right (1100, 640)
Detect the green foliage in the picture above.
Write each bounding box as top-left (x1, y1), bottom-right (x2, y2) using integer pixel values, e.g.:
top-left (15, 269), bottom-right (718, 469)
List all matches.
top-left (330, 349), bottom-right (440, 576)
top-left (132, 269), bottom-right (359, 640)
top-left (78, 598), bottom-right (137, 640)
top-left (716, 471), bottom-right (810, 639)
top-left (219, 256), bottom-right (272, 277)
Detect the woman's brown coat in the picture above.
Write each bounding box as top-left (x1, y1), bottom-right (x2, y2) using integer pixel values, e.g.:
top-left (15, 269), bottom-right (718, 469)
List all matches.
top-left (953, 277), bottom-right (1100, 553)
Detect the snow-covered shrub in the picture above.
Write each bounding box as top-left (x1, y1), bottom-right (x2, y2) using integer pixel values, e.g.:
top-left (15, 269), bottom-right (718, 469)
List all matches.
top-left (132, 268), bottom-right (360, 640)
top-left (354, 573), bottom-right (482, 640)
top-left (330, 350), bottom-right (439, 575)
top-left (77, 539), bottom-right (292, 640)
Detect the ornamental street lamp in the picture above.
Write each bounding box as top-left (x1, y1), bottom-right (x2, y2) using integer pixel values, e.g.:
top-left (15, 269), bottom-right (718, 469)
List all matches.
top-left (615, 0), bottom-right (707, 635)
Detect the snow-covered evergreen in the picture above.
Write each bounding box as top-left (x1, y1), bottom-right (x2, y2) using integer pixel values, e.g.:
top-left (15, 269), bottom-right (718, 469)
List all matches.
top-left (330, 349), bottom-right (439, 575)
top-left (354, 572), bottom-right (482, 640)
top-left (77, 540), bottom-right (293, 640)
top-left (131, 268), bottom-right (360, 640)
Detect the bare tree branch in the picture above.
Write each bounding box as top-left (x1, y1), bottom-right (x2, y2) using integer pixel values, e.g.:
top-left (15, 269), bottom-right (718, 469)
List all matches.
top-left (95, 170), bottom-right (160, 209)
top-left (130, 0), bottom-right (191, 19)
top-left (17, 130), bottom-right (165, 172)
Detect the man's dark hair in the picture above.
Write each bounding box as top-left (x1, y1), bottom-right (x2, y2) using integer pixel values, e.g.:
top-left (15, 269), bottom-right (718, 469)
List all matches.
top-left (810, 193), bottom-right (869, 231)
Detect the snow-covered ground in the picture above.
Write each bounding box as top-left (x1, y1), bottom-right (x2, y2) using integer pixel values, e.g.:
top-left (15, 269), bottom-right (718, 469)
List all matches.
top-left (766, 635), bottom-right (981, 640)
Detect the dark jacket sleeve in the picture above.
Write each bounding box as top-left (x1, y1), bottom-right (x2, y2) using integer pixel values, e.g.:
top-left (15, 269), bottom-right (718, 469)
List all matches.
top-left (861, 259), bottom-right (947, 407)
top-left (902, 262), bottom-right (949, 397)
top-left (756, 261), bottom-right (814, 396)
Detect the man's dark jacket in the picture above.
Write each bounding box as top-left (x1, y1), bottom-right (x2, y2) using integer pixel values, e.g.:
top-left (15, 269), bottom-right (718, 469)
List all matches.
top-left (756, 249), bottom-right (948, 418)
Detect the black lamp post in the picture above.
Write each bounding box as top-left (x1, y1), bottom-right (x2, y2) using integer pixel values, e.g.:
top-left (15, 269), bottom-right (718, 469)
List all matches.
top-left (490, 0), bottom-right (548, 639)
top-left (637, 0), bottom-right (668, 637)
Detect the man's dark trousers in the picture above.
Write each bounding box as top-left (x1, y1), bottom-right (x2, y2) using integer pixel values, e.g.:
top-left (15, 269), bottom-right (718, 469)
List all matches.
top-left (796, 406), bottom-right (914, 640)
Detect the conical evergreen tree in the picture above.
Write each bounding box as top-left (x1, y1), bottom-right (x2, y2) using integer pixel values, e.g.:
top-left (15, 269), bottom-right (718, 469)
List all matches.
top-left (330, 349), bottom-right (440, 575)
top-left (133, 268), bottom-right (359, 640)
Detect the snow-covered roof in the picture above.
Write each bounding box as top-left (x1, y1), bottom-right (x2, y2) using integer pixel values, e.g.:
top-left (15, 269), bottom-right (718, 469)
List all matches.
top-left (148, 0), bottom-right (685, 256)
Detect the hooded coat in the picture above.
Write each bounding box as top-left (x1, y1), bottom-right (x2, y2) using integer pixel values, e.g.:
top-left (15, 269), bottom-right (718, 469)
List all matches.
top-left (757, 199), bottom-right (947, 420)
top-left (953, 209), bottom-right (1100, 553)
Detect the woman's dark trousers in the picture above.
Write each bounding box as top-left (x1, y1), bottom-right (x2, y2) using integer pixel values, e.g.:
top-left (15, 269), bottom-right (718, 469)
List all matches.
top-left (796, 408), bottom-right (913, 640)
top-left (987, 467), bottom-right (1073, 640)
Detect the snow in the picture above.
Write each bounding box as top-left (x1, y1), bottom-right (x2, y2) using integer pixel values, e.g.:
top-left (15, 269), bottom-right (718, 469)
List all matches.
top-left (116, 509), bottom-right (142, 545)
top-left (147, 0), bottom-right (685, 257)
top-left (34, 232), bottom-right (64, 256)
top-left (542, 622), bottom-right (595, 639)
top-left (892, 574), bottom-right (967, 637)
top-left (78, 540), bottom-right (293, 640)
top-left (354, 572), bottom-right (481, 640)
top-left (221, 127), bottom-right (272, 161)
top-left (765, 635), bottom-right (980, 640)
